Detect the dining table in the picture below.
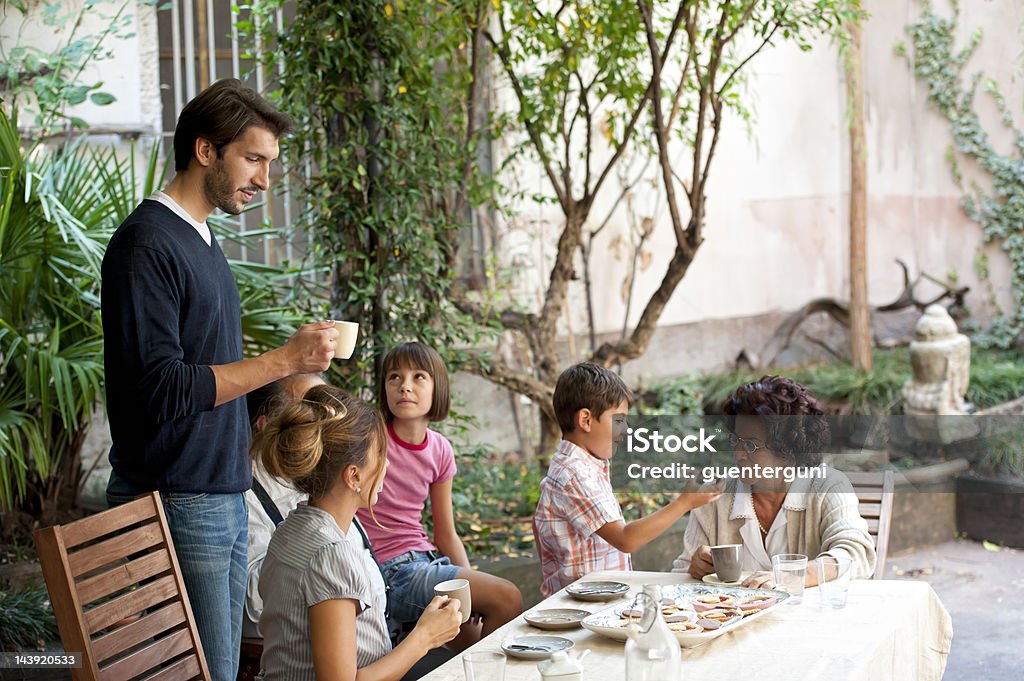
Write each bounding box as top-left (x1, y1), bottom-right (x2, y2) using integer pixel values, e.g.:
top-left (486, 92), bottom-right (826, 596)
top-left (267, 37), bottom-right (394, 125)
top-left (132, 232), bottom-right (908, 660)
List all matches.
top-left (418, 569), bottom-right (953, 681)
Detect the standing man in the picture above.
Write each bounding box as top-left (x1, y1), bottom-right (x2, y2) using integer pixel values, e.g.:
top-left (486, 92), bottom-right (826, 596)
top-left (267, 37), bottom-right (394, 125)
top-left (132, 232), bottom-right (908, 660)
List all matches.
top-left (101, 79), bottom-right (339, 681)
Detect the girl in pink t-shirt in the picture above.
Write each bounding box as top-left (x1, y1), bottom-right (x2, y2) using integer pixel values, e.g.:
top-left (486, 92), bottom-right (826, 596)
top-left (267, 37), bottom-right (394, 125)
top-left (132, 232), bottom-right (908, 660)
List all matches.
top-left (357, 342), bottom-right (523, 649)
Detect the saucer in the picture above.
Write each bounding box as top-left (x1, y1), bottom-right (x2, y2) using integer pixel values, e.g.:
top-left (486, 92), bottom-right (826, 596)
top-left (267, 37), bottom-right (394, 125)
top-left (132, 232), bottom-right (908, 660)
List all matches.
top-left (566, 581), bottom-right (630, 601)
top-left (501, 635), bottom-right (574, 660)
top-left (523, 608), bottom-right (590, 630)
top-left (702, 571), bottom-right (754, 586)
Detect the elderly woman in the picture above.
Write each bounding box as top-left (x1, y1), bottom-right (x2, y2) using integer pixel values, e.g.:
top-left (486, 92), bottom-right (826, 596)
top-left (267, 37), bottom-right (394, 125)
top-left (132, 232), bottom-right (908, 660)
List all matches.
top-left (673, 376), bottom-right (876, 588)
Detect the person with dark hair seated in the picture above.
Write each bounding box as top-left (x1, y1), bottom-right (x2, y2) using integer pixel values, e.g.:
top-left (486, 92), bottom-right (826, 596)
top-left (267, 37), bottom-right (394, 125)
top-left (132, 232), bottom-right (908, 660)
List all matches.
top-left (672, 376), bottom-right (876, 588)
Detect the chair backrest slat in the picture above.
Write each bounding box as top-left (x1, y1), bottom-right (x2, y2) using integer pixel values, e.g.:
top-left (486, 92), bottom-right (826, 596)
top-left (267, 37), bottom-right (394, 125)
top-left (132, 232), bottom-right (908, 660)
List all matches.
top-left (858, 501), bottom-right (882, 518)
top-left (34, 492), bottom-right (211, 681)
top-left (92, 602), bottom-right (187, 663)
top-left (78, 551), bottom-right (173, 605)
top-left (99, 628), bottom-right (192, 681)
top-left (68, 522), bottom-right (164, 578)
top-left (848, 470), bottom-right (895, 579)
top-left (139, 655), bottom-right (203, 681)
top-left (61, 496), bottom-right (158, 548)
top-left (855, 489), bottom-right (884, 503)
top-left (85, 574), bottom-right (179, 635)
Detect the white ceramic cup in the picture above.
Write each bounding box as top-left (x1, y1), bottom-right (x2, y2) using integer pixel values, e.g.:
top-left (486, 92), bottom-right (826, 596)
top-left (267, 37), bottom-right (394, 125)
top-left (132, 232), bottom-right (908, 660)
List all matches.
top-left (333, 321), bottom-right (358, 360)
top-left (435, 578), bottom-right (471, 623)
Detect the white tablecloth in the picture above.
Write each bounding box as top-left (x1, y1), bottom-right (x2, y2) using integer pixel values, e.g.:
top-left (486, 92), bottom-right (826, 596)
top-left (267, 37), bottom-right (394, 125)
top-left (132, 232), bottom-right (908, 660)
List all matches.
top-left (419, 570), bottom-right (953, 681)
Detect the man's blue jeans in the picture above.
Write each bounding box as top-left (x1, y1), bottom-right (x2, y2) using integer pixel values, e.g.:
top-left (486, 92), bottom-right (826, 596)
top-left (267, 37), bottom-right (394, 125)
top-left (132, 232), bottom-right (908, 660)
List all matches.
top-left (108, 482), bottom-right (247, 681)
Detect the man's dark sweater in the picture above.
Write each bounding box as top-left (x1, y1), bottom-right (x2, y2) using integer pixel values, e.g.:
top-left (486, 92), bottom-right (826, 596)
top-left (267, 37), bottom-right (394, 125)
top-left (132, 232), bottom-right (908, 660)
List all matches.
top-left (101, 200), bottom-right (250, 493)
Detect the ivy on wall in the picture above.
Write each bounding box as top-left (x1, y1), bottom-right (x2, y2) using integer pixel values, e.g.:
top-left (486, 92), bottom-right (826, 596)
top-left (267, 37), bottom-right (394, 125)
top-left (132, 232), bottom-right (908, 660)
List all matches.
top-left (902, 0), bottom-right (1024, 348)
top-left (905, 2), bottom-right (1024, 348)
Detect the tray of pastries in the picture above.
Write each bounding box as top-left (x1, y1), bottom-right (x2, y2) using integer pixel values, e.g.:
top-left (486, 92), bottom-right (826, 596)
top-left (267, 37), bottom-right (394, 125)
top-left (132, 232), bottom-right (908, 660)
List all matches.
top-left (580, 584), bottom-right (788, 648)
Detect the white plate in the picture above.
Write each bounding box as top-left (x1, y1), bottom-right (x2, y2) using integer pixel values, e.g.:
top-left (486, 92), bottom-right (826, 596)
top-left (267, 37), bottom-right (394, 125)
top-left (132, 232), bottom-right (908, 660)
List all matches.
top-left (523, 608), bottom-right (591, 630)
top-left (565, 580), bottom-right (630, 602)
top-left (581, 584), bottom-right (788, 648)
top-left (501, 635), bottom-right (574, 660)
top-left (702, 571), bottom-right (755, 586)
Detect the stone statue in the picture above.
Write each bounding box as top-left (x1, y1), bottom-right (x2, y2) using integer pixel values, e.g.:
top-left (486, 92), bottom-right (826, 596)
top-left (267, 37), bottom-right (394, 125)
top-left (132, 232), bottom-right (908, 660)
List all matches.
top-left (901, 305), bottom-right (975, 443)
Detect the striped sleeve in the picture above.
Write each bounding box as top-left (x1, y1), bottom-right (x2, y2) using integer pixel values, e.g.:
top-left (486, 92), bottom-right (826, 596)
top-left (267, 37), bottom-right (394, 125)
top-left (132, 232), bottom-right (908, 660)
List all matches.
top-left (302, 543), bottom-right (371, 610)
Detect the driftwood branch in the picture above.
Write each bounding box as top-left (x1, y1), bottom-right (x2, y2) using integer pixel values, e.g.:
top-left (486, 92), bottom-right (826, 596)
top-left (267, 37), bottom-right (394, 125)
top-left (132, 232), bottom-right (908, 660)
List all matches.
top-left (759, 260), bottom-right (970, 366)
top-left (761, 299), bottom-right (851, 366)
top-left (875, 259), bottom-right (968, 312)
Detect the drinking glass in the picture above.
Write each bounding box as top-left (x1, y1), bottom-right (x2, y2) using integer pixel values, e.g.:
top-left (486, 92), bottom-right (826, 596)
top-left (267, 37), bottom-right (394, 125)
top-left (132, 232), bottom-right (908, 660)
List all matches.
top-left (463, 651), bottom-right (506, 681)
top-left (772, 553), bottom-right (808, 605)
top-left (815, 555), bottom-right (852, 609)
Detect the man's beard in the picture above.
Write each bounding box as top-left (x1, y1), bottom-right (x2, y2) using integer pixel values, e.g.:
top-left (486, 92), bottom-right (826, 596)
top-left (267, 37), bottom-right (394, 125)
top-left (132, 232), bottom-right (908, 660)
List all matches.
top-left (203, 157), bottom-right (250, 215)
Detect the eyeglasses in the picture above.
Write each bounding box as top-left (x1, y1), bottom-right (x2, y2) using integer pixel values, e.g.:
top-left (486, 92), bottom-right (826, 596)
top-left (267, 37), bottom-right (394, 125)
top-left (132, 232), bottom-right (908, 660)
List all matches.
top-left (728, 433), bottom-right (766, 455)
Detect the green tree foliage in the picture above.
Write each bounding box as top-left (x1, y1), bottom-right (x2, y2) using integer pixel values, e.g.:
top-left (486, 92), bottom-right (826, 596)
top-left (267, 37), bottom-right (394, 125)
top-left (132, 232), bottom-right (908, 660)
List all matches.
top-left (249, 0), bottom-right (859, 450)
top-left (249, 0), bottom-right (496, 397)
top-left (478, 0), bottom-right (861, 450)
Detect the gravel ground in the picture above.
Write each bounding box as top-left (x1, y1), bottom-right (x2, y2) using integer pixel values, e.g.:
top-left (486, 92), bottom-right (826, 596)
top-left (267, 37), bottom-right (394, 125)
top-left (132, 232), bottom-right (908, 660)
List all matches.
top-left (884, 539), bottom-right (1024, 679)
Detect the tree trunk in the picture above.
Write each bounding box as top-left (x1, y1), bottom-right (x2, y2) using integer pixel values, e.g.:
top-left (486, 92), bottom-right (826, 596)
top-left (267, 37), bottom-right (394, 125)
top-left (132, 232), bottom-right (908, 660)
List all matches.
top-left (537, 411), bottom-right (561, 464)
top-left (846, 16), bottom-right (873, 371)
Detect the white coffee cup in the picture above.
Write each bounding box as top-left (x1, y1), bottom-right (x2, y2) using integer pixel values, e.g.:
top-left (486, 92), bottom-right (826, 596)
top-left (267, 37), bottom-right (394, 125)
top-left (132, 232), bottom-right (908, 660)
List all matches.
top-left (435, 578), bottom-right (471, 623)
top-left (333, 321), bottom-right (358, 360)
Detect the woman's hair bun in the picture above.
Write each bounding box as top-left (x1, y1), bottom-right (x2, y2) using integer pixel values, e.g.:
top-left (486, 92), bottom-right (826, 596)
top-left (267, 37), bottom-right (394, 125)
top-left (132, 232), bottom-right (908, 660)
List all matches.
top-left (253, 398), bottom-right (324, 482)
top-left (251, 384), bottom-right (386, 500)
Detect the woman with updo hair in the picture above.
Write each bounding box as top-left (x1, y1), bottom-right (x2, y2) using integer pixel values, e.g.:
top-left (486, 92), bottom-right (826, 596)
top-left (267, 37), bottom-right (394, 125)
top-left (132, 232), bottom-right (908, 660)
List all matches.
top-left (253, 384), bottom-right (461, 681)
top-left (672, 376), bottom-right (876, 588)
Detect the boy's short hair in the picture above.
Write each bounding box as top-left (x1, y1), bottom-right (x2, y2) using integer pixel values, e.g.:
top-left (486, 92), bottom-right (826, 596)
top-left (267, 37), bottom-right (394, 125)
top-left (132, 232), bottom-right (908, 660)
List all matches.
top-left (553, 363), bottom-right (633, 434)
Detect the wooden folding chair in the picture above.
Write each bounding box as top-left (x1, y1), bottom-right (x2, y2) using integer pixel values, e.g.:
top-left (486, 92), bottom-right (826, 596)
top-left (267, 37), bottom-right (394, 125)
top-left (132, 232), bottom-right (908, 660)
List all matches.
top-left (34, 491), bottom-right (211, 681)
top-left (845, 470), bottom-right (896, 579)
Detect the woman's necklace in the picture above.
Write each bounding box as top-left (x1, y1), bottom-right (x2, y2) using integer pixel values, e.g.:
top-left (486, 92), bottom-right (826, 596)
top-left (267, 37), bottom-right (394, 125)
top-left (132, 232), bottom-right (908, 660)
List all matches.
top-left (752, 494), bottom-right (775, 536)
